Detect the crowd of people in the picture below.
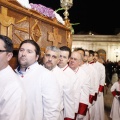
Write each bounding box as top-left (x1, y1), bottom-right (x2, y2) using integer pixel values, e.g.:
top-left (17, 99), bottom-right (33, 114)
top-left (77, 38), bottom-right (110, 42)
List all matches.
top-left (0, 34), bottom-right (107, 120)
top-left (102, 60), bottom-right (120, 87)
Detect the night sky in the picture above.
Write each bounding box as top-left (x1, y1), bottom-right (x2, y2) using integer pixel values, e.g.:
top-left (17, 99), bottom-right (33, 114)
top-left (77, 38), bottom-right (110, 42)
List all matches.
top-left (29, 0), bottom-right (120, 35)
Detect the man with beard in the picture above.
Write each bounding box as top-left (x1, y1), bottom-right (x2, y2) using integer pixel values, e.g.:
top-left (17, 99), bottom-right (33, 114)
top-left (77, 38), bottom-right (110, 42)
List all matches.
top-left (43, 46), bottom-right (75, 120)
top-left (15, 40), bottom-right (60, 120)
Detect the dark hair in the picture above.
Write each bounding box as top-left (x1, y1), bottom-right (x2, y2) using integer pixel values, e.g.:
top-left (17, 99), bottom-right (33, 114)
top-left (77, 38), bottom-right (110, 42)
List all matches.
top-left (59, 46), bottom-right (71, 58)
top-left (74, 47), bottom-right (85, 56)
top-left (0, 35), bottom-right (13, 52)
top-left (94, 51), bottom-right (99, 57)
top-left (89, 50), bottom-right (94, 56)
top-left (19, 39), bottom-right (41, 59)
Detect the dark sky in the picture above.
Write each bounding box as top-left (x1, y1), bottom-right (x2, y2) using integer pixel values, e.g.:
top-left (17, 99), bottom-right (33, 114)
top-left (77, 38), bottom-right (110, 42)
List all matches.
top-left (29, 0), bottom-right (120, 35)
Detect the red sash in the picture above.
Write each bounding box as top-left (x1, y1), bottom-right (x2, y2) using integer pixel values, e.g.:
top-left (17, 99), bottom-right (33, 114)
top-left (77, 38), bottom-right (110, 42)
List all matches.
top-left (89, 94), bottom-right (94, 104)
top-left (99, 85), bottom-right (104, 92)
top-left (78, 103), bottom-right (88, 115)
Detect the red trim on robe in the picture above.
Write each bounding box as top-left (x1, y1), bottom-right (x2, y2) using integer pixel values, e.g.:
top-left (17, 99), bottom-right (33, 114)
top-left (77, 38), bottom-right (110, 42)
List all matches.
top-left (89, 95), bottom-right (94, 104)
top-left (64, 118), bottom-right (72, 120)
top-left (89, 61), bottom-right (94, 64)
top-left (78, 102), bottom-right (88, 115)
top-left (99, 85), bottom-right (104, 92)
top-left (112, 91), bottom-right (116, 96)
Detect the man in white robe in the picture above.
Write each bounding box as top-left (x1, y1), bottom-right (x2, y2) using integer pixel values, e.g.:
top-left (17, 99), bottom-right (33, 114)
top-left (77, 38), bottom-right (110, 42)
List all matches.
top-left (110, 74), bottom-right (120, 120)
top-left (69, 51), bottom-right (90, 120)
top-left (73, 48), bottom-right (96, 120)
top-left (93, 51), bottom-right (105, 120)
top-left (43, 46), bottom-right (75, 120)
top-left (15, 40), bottom-right (60, 120)
top-left (58, 46), bottom-right (78, 118)
top-left (0, 35), bottom-right (26, 120)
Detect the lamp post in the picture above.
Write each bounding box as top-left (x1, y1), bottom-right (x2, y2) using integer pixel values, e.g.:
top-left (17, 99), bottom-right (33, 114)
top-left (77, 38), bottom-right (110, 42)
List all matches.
top-left (60, 0), bottom-right (73, 28)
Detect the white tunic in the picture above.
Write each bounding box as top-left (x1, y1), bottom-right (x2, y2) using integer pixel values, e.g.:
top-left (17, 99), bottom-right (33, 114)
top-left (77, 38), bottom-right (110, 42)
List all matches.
top-left (81, 63), bottom-right (96, 102)
top-left (74, 66), bottom-right (90, 118)
top-left (52, 66), bottom-right (75, 119)
top-left (110, 81), bottom-right (120, 120)
top-left (0, 65), bottom-right (26, 120)
top-left (81, 63), bottom-right (97, 120)
top-left (93, 61), bottom-right (105, 120)
top-left (15, 62), bottom-right (60, 120)
top-left (61, 65), bottom-right (77, 116)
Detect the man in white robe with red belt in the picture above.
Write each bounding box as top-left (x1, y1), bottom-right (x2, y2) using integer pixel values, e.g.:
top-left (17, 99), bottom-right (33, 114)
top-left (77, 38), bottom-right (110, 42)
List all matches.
top-left (15, 40), bottom-right (60, 120)
top-left (93, 51), bottom-right (105, 120)
top-left (110, 73), bottom-right (120, 120)
top-left (43, 46), bottom-right (75, 120)
top-left (0, 35), bottom-right (26, 120)
top-left (58, 46), bottom-right (78, 119)
top-left (69, 51), bottom-right (90, 120)
top-left (73, 48), bottom-right (97, 120)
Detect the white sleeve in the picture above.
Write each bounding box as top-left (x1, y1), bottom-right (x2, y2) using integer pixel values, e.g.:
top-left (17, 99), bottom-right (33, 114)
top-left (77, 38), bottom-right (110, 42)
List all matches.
top-left (0, 83), bottom-right (26, 120)
top-left (100, 65), bottom-right (105, 86)
top-left (42, 72), bottom-right (60, 120)
top-left (63, 74), bottom-right (75, 119)
top-left (111, 82), bottom-right (117, 92)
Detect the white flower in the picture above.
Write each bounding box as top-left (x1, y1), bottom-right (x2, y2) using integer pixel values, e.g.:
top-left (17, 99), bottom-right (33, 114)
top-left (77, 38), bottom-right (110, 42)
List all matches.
top-left (53, 11), bottom-right (65, 25)
top-left (17, 0), bottom-right (31, 9)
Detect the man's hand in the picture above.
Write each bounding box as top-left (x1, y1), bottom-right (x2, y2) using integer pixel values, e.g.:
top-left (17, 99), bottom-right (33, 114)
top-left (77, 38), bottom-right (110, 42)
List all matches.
top-left (115, 95), bottom-right (120, 100)
top-left (76, 114), bottom-right (84, 120)
top-left (98, 92), bottom-right (102, 97)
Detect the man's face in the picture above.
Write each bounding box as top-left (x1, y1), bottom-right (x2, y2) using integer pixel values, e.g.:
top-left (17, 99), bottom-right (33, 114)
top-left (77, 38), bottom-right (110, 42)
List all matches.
top-left (77, 50), bottom-right (84, 57)
top-left (69, 51), bottom-right (81, 70)
top-left (94, 53), bottom-right (98, 62)
top-left (0, 39), bottom-right (13, 70)
top-left (43, 50), bottom-right (60, 70)
top-left (18, 43), bottom-right (39, 69)
top-left (88, 54), bottom-right (94, 62)
top-left (58, 51), bottom-right (69, 68)
top-left (84, 51), bottom-right (89, 62)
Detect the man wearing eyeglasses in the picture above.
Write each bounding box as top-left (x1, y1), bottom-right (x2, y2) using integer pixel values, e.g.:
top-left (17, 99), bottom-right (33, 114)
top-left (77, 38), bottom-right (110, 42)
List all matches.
top-left (43, 46), bottom-right (75, 120)
top-left (0, 35), bottom-right (26, 120)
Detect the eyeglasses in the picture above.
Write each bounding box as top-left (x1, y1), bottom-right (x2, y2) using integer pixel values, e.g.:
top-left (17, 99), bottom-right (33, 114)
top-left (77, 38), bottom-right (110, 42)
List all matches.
top-left (0, 50), bottom-right (9, 52)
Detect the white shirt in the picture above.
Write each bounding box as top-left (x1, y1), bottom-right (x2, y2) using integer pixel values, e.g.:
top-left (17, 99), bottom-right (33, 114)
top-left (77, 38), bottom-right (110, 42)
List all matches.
top-left (74, 66), bottom-right (90, 115)
top-left (61, 65), bottom-right (77, 115)
top-left (93, 61), bottom-right (105, 92)
top-left (15, 62), bottom-right (60, 120)
top-left (0, 65), bottom-right (26, 120)
top-left (52, 66), bottom-right (75, 119)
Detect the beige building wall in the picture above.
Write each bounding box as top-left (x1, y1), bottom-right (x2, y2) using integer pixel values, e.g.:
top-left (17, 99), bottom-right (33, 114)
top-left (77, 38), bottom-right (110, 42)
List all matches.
top-left (72, 35), bottom-right (120, 62)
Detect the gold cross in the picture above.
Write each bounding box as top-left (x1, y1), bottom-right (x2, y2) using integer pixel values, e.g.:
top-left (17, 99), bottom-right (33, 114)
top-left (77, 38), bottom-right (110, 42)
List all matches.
top-left (0, 6), bottom-right (15, 39)
top-left (48, 27), bottom-right (62, 46)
